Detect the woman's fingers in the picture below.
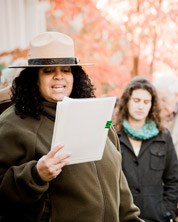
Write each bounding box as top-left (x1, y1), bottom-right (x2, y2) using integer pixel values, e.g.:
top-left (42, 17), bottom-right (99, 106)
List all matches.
top-left (47, 144), bottom-right (71, 164)
top-left (52, 151), bottom-right (71, 165)
top-left (36, 145), bottom-right (71, 182)
top-left (47, 144), bottom-right (64, 158)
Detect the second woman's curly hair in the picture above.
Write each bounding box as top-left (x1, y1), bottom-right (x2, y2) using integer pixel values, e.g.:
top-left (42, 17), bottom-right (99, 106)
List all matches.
top-left (114, 76), bottom-right (163, 132)
top-left (11, 66), bottom-right (95, 120)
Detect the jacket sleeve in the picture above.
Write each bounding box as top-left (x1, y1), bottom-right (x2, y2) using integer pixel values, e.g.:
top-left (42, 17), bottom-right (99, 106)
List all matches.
top-left (0, 112), bottom-right (49, 211)
top-left (108, 125), bottom-right (121, 151)
top-left (119, 168), bottom-right (144, 221)
top-left (161, 130), bottom-right (178, 219)
top-left (108, 126), bottom-right (144, 221)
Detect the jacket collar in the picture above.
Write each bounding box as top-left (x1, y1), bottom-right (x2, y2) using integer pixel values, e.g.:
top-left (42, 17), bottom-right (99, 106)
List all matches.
top-left (43, 101), bottom-right (57, 121)
top-left (118, 129), bottom-right (166, 157)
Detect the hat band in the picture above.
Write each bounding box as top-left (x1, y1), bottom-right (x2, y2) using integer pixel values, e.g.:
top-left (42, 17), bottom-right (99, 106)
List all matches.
top-left (28, 57), bottom-right (78, 65)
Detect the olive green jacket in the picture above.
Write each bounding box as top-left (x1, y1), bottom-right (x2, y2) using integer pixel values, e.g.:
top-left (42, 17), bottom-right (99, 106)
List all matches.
top-left (0, 102), bottom-right (144, 222)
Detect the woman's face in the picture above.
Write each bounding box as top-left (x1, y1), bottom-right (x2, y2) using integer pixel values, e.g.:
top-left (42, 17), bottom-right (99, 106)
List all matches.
top-left (128, 89), bottom-right (152, 123)
top-left (157, 88), bottom-right (177, 120)
top-left (38, 66), bottom-right (74, 102)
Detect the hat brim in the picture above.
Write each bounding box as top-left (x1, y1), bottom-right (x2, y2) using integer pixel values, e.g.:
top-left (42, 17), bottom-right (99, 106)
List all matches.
top-left (8, 63), bottom-right (94, 68)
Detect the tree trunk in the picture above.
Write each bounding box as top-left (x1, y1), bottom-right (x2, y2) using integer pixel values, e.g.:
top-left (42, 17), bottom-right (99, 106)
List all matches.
top-left (131, 56), bottom-right (139, 78)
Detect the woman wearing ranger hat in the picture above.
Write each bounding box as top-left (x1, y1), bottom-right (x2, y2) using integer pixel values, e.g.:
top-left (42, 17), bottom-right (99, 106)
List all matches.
top-left (0, 31), bottom-right (143, 222)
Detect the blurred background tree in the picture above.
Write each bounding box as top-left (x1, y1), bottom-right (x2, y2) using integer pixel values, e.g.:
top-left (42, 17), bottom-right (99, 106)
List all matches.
top-left (45, 0), bottom-right (178, 96)
top-left (1, 0), bottom-right (178, 96)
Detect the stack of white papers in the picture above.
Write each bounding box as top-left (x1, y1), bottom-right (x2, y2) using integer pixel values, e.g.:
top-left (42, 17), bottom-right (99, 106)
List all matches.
top-left (51, 96), bottom-right (116, 165)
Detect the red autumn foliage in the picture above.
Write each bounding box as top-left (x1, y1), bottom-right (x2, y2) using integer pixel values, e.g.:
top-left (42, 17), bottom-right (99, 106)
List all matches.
top-left (1, 0), bottom-right (178, 97)
top-left (46, 0), bottom-right (178, 96)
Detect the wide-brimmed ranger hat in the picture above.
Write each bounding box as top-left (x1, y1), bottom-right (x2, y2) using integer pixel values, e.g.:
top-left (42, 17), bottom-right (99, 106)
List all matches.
top-left (9, 32), bottom-right (93, 68)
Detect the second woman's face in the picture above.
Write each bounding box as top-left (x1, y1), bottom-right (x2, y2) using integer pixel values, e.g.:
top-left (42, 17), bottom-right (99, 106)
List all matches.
top-left (128, 89), bottom-right (152, 123)
top-left (38, 66), bottom-right (74, 103)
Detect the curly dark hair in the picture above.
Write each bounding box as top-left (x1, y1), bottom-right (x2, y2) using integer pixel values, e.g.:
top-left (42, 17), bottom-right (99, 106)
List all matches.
top-left (11, 66), bottom-right (95, 119)
top-left (114, 76), bottom-right (163, 133)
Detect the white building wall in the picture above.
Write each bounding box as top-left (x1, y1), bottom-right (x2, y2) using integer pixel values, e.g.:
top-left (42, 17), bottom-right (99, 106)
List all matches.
top-left (0, 0), bottom-right (49, 53)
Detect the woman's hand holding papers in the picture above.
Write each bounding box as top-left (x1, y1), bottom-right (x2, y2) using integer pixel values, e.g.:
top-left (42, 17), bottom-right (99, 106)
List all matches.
top-left (36, 145), bottom-right (71, 182)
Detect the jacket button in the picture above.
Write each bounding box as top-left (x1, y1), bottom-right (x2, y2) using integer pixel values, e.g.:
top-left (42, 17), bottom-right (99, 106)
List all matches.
top-left (135, 188), bottom-right (141, 193)
top-left (164, 211), bottom-right (172, 219)
top-left (134, 160), bottom-right (139, 166)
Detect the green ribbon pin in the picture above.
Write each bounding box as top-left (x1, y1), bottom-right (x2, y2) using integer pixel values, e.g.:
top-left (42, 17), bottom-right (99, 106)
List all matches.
top-left (105, 120), bottom-right (112, 128)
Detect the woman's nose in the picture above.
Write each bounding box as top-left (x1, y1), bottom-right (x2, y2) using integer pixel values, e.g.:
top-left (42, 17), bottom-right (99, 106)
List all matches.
top-left (138, 101), bottom-right (144, 107)
top-left (53, 68), bottom-right (63, 79)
